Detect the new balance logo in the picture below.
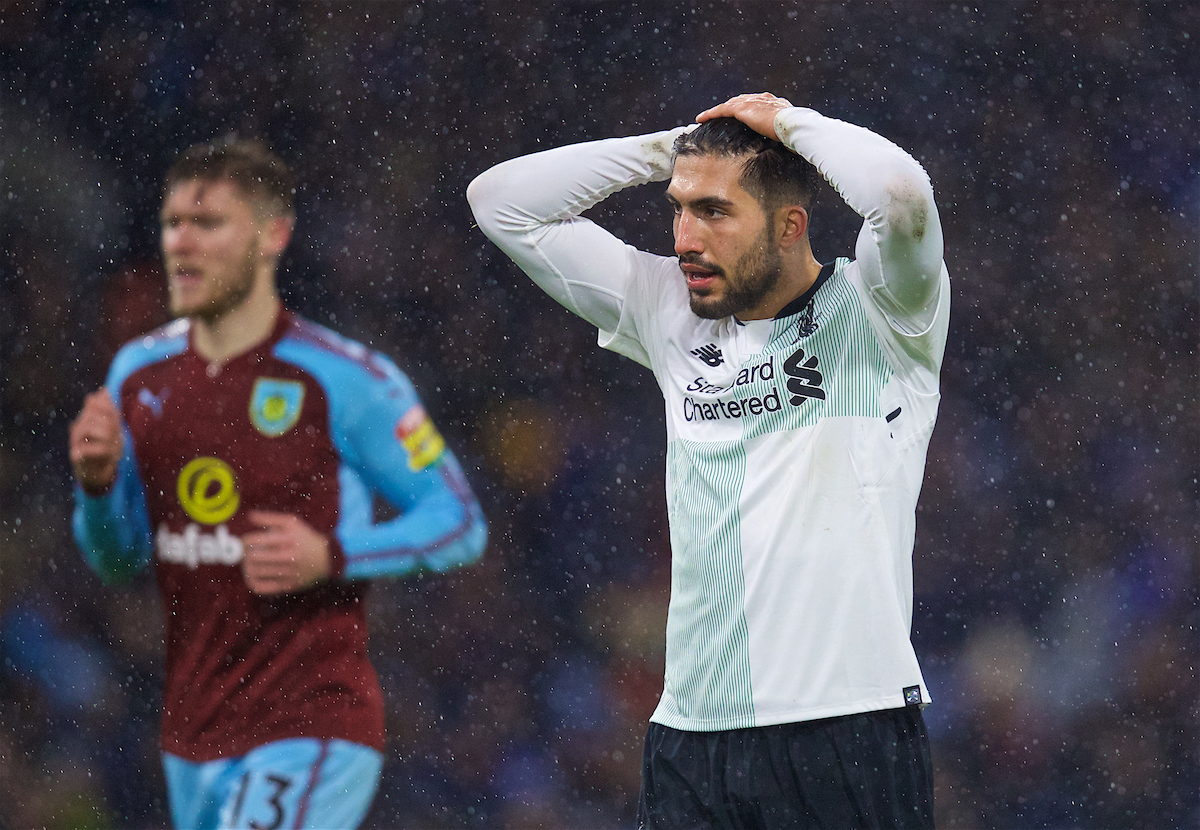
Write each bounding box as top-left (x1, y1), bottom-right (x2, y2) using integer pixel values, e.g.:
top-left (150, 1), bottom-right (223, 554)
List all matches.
top-left (783, 348), bottom-right (826, 404)
top-left (691, 343), bottom-right (724, 367)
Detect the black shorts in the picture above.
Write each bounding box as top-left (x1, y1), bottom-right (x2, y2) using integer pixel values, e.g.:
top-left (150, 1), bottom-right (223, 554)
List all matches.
top-left (637, 707), bottom-right (934, 830)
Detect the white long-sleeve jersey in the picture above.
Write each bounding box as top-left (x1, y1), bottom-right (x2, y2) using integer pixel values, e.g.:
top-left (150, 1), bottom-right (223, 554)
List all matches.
top-left (468, 107), bottom-right (950, 731)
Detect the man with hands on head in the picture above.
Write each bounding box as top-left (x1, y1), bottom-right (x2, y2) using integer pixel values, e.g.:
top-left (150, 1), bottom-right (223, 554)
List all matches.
top-left (468, 93), bottom-right (949, 828)
top-left (70, 137), bottom-right (487, 830)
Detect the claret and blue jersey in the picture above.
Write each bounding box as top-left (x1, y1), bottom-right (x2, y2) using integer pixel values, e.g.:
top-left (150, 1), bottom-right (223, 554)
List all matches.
top-left (72, 308), bottom-right (486, 761)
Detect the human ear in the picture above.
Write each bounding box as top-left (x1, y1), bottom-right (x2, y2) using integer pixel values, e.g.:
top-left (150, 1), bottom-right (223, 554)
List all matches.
top-left (260, 215), bottom-right (295, 258)
top-left (776, 205), bottom-right (809, 249)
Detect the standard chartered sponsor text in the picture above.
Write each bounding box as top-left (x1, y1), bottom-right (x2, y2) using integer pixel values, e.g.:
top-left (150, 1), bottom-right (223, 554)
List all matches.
top-left (157, 523), bottom-right (244, 568)
top-left (682, 355), bottom-right (783, 422)
top-left (683, 389), bottom-right (782, 421)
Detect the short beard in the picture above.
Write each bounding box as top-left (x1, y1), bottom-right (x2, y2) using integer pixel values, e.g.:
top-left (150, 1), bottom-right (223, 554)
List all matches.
top-left (687, 225), bottom-right (783, 320)
top-left (170, 245), bottom-right (258, 322)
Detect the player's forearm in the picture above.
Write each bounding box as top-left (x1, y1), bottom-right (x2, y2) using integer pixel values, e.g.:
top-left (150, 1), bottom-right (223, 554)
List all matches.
top-left (72, 483), bottom-right (152, 583)
top-left (337, 463), bottom-right (486, 581)
top-left (776, 107), bottom-right (944, 315)
top-left (466, 128), bottom-right (686, 328)
top-left (468, 128), bottom-right (682, 226)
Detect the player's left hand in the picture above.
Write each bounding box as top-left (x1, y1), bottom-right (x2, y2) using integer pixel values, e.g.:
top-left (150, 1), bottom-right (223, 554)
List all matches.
top-left (696, 92), bottom-right (794, 141)
top-left (241, 510), bottom-right (333, 595)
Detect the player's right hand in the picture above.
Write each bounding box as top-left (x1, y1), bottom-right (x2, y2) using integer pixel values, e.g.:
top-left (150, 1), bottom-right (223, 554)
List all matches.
top-left (696, 92), bottom-right (794, 141)
top-left (69, 389), bottom-right (124, 495)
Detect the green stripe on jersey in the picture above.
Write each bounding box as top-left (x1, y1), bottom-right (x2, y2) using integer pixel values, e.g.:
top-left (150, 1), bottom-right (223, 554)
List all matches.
top-left (751, 260), bottom-right (893, 440)
top-left (661, 438), bottom-right (755, 728)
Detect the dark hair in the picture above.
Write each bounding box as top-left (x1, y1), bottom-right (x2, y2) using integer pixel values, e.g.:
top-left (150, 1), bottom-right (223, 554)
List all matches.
top-left (163, 137), bottom-right (296, 216)
top-left (673, 118), bottom-right (821, 212)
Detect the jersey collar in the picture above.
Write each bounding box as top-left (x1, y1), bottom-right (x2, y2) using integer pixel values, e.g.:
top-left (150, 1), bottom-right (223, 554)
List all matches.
top-left (186, 305), bottom-right (294, 370)
top-left (774, 261), bottom-right (835, 320)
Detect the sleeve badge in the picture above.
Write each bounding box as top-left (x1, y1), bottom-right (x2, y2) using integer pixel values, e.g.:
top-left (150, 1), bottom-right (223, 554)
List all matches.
top-left (395, 405), bottom-right (446, 471)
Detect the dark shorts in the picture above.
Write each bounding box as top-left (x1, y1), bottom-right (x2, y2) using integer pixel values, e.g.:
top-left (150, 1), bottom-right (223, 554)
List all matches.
top-left (637, 707), bottom-right (934, 830)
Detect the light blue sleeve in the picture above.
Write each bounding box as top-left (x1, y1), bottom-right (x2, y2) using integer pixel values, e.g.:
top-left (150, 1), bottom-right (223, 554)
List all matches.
top-left (275, 336), bottom-right (487, 582)
top-left (72, 433), bottom-right (154, 584)
top-left (71, 336), bottom-right (178, 584)
top-left (72, 327), bottom-right (188, 583)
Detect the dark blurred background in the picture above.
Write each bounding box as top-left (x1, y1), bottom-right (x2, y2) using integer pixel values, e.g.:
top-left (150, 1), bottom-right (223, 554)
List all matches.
top-left (1, 2), bottom-right (1196, 828)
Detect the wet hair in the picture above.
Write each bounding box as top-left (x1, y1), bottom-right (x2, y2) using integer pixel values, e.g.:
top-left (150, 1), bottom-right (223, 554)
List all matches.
top-left (673, 118), bottom-right (821, 213)
top-left (163, 137), bottom-right (296, 216)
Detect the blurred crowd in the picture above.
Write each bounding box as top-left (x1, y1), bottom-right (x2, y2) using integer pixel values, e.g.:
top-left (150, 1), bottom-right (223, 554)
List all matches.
top-left (1, 2), bottom-right (1196, 828)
